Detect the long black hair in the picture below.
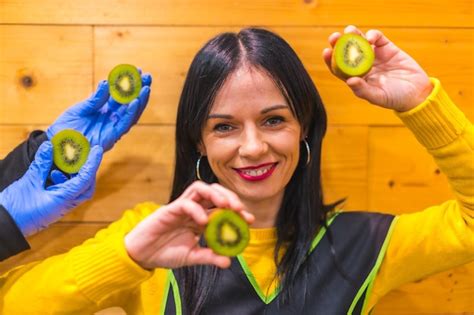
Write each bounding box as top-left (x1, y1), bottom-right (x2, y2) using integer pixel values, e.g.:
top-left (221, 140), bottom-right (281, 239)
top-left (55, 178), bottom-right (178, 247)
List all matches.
top-left (170, 27), bottom-right (336, 313)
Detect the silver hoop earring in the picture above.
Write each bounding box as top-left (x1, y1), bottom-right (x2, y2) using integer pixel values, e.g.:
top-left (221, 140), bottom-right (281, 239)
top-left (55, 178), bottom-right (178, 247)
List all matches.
top-left (303, 139), bottom-right (311, 166)
top-left (196, 156), bottom-right (203, 180)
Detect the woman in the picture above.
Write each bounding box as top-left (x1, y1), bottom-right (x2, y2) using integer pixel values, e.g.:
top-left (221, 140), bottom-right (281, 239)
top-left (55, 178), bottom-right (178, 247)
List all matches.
top-left (1, 26), bottom-right (472, 314)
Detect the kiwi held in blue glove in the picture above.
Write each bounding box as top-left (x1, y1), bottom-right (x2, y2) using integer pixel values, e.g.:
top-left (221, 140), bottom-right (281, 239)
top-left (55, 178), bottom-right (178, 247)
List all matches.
top-left (108, 64), bottom-right (142, 104)
top-left (52, 129), bottom-right (90, 174)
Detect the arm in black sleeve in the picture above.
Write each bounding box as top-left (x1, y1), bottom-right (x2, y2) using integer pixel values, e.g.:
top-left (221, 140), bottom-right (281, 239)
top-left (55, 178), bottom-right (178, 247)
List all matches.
top-left (0, 130), bottom-right (47, 261)
top-left (0, 130), bottom-right (48, 191)
top-left (0, 206), bottom-right (30, 261)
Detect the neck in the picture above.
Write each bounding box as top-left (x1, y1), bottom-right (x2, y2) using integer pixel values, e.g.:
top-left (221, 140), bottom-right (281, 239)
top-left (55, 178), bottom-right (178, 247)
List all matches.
top-left (243, 193), bottom-right (283, 228)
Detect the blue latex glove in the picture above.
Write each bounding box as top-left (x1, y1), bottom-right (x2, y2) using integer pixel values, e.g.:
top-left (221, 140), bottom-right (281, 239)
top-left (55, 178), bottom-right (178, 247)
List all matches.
top-left (47, 72), bottom-right (152, 151)
top-left (0, 141), bottom-right (103, 237)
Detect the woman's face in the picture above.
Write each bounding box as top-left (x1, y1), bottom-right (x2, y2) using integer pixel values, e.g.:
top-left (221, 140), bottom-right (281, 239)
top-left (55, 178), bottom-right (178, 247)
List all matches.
top-left (200, 66), bottom-right (302, 204)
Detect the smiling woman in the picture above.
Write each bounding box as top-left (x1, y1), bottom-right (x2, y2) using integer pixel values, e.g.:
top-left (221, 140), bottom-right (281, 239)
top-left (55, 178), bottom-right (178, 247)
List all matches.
top-left (0, 26), bottom-right (473, 315)
top-left (200, 67), bottom-right (303, 225)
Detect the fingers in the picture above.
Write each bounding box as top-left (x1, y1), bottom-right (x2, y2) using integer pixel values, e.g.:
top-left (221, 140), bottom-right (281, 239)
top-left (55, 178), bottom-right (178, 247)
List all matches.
top-left (366, 29), bottom-right (391, 48)
top-left (80, 80), bottom-right (110, 114)
top-left (209, 183), bottom-right (254, 224)
top-left (179, 181), bottom-right (254, 225)
top-left (142, 73), bottom-right (152, 87)
top-left (113, 98), bottom-right (140, 136)
top-left (73, 180), bottom-right (96, 205)
top-left (328, 31), bottom-right (342, 47)
top-left (50, 169), bottom-right (69, 185)
top-left (29, 141), bottom-right (54, 183)
top-left (133, 85), bottom-right (151, 125)
top-left (322, 47), bottom-right (332, 70)
top-left (186, 247), bottom-right (231, 269)
top-left (346, 77), bottom-right (386, 104)
top-left (55, 145), bottom-right (103, 197)
top-left (181, 181), bottom-right (244, 212)
top-left (177, 198), bottom-right (209, 226)
top-left (344, 25), bottom-right (364, 36)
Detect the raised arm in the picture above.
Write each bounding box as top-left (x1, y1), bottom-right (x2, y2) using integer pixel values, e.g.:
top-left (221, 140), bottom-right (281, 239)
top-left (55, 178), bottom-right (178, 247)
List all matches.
top-left (324, 26), bottom-right (474, 313)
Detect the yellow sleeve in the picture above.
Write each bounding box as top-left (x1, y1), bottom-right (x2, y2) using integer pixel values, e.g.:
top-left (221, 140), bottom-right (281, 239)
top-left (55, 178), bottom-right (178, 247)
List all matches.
top-left (0, 202), bottom-right (160, 314)
top-left (365, 79), bottom-right (474, 312)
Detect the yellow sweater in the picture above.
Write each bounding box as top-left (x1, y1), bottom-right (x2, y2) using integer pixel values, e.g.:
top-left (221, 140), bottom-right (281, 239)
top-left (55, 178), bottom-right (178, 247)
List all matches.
top-left (1, 79), bottom-right (473, 314)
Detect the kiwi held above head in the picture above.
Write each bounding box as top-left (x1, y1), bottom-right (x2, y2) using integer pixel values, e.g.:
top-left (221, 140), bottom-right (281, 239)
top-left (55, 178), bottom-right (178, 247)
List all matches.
top-left (331, 33), bottom-right (374, 80)
top-left (51, 129), bottom-right (90, 174)
top-left (108, 64), bottom-right (142, 104)
top-left (204, 209), bottom-right (250, 257)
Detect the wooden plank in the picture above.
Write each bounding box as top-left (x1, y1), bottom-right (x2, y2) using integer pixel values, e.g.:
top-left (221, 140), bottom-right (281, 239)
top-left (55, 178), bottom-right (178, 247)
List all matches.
top-left (94, 26), bottom-right (473, 125)
top-left (1, 124), bottom-right (368, 220)
top-left (0, 25), bottom-right (93, 124)
top-left (0, 0), bottom-right (472, 27)
top-left (322, 126), bottom-right (368, 210)
top-left (0, 222), bottom-right (107, 274)
top-left (0, 125), bottom-right (175, 222)
top-left (374, 263), bottom-right (474, 314)
top-left (368, 127), bottom-right (453, 214)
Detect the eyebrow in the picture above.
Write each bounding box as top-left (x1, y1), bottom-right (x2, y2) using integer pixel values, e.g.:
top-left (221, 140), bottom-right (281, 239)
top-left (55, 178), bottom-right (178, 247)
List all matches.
top-left (207, 104), bottom-right (289, 119)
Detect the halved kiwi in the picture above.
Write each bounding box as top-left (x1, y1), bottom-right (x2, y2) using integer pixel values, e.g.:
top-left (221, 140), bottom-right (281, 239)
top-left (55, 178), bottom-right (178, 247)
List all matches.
top-left (204, 209), bottom-right (250, 257)
top-left (51, 129), bottom-right (90, 174)
top-left (108, 64), bottom-right (142, 104)
top-left (331, 33), bottom-right (374, 80)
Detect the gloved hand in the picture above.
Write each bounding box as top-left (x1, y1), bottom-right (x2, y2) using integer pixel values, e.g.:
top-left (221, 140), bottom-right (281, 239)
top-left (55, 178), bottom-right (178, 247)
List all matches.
top-left (0, 141), bottom-right (103, 237)
top-left (47, 72), bottom-right (152, 151)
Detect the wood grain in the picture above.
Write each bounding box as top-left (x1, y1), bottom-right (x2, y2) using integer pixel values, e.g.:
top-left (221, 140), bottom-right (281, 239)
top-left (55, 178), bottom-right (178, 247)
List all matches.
top-left (0, 25), bottom-right (93, 124)
top-left (1, 0), bottom-right (472, 27)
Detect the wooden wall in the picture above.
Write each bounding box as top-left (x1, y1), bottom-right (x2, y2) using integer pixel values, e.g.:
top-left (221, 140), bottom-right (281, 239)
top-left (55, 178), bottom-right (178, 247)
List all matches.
top-left (0, 1), bottom-right (473, 314)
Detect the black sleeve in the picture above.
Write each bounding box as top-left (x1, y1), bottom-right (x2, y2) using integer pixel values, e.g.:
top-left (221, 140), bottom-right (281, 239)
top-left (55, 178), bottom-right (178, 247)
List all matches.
top-left (0, 206), bottom-right (30, 261)
top-left (0, 130), bottom-right (48, 191)
top-left (0, 130), bottom-right (47, 261)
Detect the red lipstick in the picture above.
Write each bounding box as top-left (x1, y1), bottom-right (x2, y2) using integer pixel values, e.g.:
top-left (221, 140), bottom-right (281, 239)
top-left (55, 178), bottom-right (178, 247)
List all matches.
top-left (234, 163), bottom-right (277, 182)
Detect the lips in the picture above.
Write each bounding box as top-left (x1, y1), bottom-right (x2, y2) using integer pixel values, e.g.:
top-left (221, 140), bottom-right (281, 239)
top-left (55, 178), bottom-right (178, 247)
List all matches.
top-left (234, 163), bottom-right (277, 181)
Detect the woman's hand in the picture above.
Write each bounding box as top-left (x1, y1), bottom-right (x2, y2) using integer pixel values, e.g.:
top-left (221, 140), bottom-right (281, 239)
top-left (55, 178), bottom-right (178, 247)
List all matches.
top-left (124, 181), bottom-right (254, 270)
top-left (323, 25), bottom-right (433, 112)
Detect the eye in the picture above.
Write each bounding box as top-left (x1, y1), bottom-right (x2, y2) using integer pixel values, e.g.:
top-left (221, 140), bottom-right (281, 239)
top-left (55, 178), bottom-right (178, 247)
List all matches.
top-left (213, 123), bottom-right (235, 133)
top-left (265, 116), bottom-right (285, 126)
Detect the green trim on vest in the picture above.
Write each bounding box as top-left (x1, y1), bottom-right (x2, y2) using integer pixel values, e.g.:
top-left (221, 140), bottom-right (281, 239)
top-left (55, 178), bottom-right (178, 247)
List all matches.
top-left (235, 213), bottom-right (340, 305)
top-left (361, 216), bottom-right (399, 314)
top-left (170, 270), bottom-right (182, 315)
top-left (160, 271), bottom-right (172, 315)
top-left (347, 216), bottom-right (399, 314)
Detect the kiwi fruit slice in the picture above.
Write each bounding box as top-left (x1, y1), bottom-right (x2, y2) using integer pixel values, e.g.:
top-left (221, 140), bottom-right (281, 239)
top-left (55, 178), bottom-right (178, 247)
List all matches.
top-left (331, 33), bottom-right (374, 79)
top-left (108, 64), bottom-right (142, 104)
top-left (51, 129), bottom-right (90, 174)
top-left (204, 209), bottom-right (250, 257)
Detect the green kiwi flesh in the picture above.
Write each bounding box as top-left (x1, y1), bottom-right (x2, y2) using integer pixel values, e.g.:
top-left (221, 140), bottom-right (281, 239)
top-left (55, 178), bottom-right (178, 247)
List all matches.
top-left (108, 64), bottom-right (142, 104)
top-left (204, 209), bottom-right (250, 257)
top-left (51, 129), bottom-right (90, 174)
top-left (332, 34), bottom-right (374, 79)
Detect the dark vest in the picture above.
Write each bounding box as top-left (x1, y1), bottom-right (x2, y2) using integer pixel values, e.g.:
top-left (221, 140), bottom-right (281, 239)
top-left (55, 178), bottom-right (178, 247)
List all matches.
top-left (163, 212), bottom-right (395, 315)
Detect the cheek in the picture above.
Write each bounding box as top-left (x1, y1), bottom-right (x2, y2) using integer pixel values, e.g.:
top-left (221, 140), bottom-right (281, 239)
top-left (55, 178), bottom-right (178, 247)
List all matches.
top-left (271, 133), bottom-right (300, 158)
top-left (205, 139), bottom-right (237, 169)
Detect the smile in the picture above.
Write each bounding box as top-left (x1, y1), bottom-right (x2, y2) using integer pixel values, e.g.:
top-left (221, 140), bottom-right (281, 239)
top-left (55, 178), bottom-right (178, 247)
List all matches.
top-left (234, 163), bottom-right (277, 182)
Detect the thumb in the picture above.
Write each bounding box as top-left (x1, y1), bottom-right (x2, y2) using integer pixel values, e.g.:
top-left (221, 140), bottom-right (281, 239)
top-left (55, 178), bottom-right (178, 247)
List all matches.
top-left (57, 145), bottom-right (103, 197)
top-left (28, 141), bottom-right (54, 183)
top-left (50, 169), bottom-right (69, 185)
top-left (80, 80), bottom-right (110, 114)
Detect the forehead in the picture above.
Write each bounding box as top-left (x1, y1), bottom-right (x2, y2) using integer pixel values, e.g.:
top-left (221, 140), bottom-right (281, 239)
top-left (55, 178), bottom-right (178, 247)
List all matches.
top-left (210, 66), bottom-right (288, 114)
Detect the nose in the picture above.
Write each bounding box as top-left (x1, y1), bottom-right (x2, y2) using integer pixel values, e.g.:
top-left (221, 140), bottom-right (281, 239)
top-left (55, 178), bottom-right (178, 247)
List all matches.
top-left (238, 125), bottom-right (268, 159)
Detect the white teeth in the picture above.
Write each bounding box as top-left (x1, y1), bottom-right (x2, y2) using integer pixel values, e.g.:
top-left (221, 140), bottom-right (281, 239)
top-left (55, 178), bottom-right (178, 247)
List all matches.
top-left (241, 165), bottom-right (273, 177)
